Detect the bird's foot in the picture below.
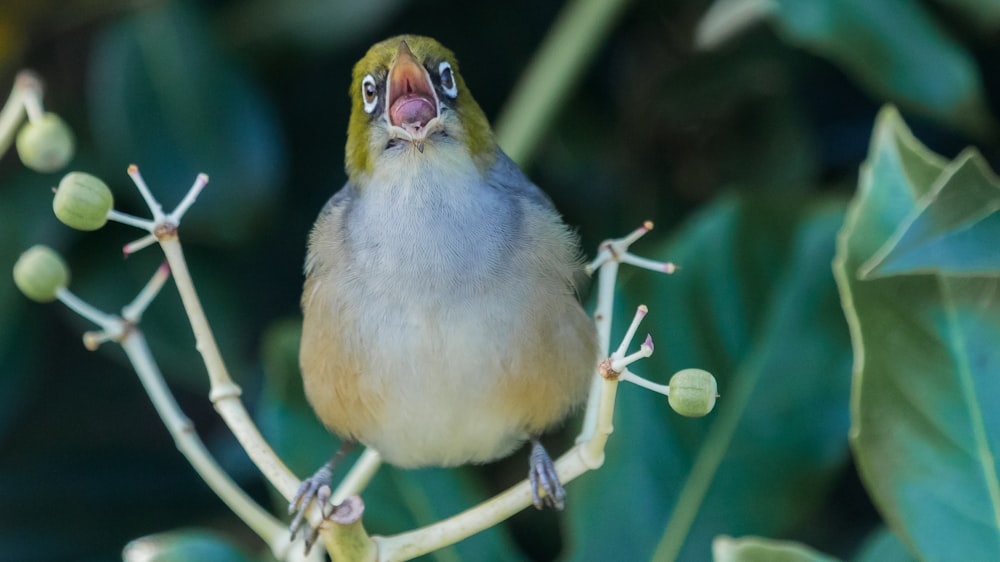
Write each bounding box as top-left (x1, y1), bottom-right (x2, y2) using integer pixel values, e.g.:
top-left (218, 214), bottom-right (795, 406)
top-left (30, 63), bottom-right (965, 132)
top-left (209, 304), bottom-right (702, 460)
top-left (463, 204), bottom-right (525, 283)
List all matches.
top-left (288, 443), bottom-right (354, 554)
top-left (288, 462), bottom-right (335, 553)
top-left (528, 439), bottom-right (566, 510)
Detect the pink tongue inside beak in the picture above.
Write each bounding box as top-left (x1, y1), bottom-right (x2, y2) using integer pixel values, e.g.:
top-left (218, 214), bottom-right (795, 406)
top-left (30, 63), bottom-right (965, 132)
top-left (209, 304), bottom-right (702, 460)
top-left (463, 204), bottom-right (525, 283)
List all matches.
top-left (390, 95), bottom-right (436, 131)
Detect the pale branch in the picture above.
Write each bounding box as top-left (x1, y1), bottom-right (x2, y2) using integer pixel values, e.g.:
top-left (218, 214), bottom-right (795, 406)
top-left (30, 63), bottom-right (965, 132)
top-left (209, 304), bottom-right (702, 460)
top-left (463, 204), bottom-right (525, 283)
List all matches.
top-left (105, 166), bottom-right (328, 551)
top-left (50, 265), bottom-right (314, 561)
top-left (108, 167), bottom-right (304, 501)
top-left (581, 221), bottom-right (674, 444)
top-left (331, 448), bottom-right (384, 505)
top-left (325, 497), bottom-right (377, 562)
top-left (159, 229), bottom-right (304, 501)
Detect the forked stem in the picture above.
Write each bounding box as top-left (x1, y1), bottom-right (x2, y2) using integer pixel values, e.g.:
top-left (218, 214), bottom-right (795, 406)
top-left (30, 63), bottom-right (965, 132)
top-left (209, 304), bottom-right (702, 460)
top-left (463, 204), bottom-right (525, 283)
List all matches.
top-left (158, 235), bottom-right (301, 499)
top-left (121, 332), bottom-right (284, 547)
top-left (50, 267), bottom-right (314, 560)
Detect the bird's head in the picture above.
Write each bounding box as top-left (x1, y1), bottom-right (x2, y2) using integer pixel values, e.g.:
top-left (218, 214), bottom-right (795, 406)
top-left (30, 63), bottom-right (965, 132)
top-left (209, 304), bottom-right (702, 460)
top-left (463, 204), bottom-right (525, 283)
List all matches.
top-left (345, 35), bottom-right (496, 183)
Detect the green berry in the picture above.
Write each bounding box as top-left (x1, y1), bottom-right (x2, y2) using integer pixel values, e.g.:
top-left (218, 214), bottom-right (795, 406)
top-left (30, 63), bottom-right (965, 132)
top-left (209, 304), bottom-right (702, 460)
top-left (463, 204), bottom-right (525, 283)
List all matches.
top-left (668, 368), bottom-right (717, 417)
top-left (16, 113), bottom-right (75, 173)
top-left (13, 245), bottom-right (70, 303)
top-left (53, 172), bottom-right (114, 231)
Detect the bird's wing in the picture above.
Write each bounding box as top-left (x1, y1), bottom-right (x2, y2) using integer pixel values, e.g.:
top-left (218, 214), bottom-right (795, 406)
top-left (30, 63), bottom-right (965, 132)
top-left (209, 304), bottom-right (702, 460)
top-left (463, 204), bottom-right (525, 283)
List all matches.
top-left (486, 147), bottom-right (592, 299)
top-left (486, 148), bottom-right (558, 211)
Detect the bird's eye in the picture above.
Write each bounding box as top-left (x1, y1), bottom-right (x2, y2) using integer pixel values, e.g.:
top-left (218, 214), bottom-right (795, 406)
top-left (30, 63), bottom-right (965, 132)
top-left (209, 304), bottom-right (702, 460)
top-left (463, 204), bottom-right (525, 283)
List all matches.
top-left (361, 74), bottom-right (378, 114)
top-left (438, 61), bottom-right (458, 99)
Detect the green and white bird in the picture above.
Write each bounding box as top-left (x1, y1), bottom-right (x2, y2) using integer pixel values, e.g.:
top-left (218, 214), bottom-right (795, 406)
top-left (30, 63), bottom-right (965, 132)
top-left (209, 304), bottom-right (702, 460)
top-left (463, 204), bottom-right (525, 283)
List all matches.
top-left (292, 34), bottom-right (598, 541)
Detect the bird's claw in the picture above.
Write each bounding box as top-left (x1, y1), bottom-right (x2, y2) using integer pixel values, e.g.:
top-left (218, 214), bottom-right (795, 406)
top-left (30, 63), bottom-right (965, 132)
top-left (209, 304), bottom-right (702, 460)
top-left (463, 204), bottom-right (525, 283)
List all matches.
top-left (528, 440), bottom-right (566, 510)
top-left (288, 463), bottom-right (336, 554)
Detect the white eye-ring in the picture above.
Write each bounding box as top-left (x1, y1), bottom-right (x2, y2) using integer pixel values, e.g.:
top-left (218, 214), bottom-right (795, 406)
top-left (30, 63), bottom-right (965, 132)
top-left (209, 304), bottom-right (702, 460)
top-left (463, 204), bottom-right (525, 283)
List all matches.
top-left (438, 61), bottom-right (458, 99)
top-left (361, 74), bottom-right (378, 114)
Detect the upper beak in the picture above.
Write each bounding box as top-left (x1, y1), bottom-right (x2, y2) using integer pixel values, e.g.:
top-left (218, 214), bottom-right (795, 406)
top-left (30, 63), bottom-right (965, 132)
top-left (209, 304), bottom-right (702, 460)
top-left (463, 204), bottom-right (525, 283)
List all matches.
top-left (386, 41), bottom-right (439, 140)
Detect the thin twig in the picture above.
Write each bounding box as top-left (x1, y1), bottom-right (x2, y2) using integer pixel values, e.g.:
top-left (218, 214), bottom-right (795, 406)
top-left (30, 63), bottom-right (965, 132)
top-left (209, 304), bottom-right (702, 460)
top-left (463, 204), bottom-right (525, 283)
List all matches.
top-left (110, 166), bottom-right (322, 556)
top-left (57, 288), bottom-right (120, 330)
top-left (121, 332), bottom-right (284, 547)
top-left (52, 269), bottom-right (295, 558)
top-left (123, 234), bottom-right (159, 257)
top-left (121, 262), bottom-right (170, 322)
top-left (157, 235), bottom-right (301, 499)
top-left (108, 209), bottom-right (157, 231)
top-left (331, 449), bottom-right (384, 505)
top-left (619, 370), bottom-right (670, 395)
top-left (374, 442), bottom-right (597, 561)
top-left (168, 173), bottom-right (209, 223)
top-left (127, 164), bottom-right (166, 222)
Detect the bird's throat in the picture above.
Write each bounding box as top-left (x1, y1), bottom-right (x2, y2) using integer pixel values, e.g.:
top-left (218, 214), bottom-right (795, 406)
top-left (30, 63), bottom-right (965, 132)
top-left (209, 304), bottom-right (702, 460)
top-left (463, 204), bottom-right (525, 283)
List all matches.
top-left (390, 94), bottom-right (437, 137)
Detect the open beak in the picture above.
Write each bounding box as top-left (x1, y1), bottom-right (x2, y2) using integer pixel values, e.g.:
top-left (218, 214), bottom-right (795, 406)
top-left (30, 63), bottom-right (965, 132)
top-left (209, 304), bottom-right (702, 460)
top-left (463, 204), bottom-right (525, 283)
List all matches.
top-left (386, 41), bottom-right (439, 147)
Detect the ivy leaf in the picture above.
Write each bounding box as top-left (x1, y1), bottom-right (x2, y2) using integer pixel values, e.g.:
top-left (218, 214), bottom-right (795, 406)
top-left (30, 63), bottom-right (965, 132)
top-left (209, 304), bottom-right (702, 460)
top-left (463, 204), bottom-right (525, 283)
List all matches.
top-left (697, 0), bottom-right (995, 136)
top-left (834, 106), bottom-right (1000, 561)
top-left (859, 149), bottom-right (1000, 278)
top-left (934, 0), bottom-right (1000, 33)
top-left (712, 535), bottom-right (841, 562)
top-left (852, 527), bottom-right (917, 562)
top-left (122, 529), bottom-right (254, 562)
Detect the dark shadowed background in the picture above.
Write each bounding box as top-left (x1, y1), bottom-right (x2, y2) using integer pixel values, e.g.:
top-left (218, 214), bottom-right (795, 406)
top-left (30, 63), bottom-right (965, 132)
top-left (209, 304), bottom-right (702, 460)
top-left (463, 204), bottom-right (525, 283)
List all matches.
top-left (1, 0), bottom-right (997, 560)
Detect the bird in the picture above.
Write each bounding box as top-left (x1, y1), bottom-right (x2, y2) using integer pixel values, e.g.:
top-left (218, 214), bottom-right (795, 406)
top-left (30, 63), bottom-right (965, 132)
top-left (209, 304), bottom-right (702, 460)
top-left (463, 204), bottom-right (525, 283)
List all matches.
top-left (290, 34), bottom-right (598, 545)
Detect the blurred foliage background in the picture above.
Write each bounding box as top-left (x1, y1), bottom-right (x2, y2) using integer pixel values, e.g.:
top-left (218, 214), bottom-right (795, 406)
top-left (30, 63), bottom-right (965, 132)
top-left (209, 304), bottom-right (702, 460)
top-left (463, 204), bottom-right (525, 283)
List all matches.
top-left (0, 0), bottom-right (997, 560)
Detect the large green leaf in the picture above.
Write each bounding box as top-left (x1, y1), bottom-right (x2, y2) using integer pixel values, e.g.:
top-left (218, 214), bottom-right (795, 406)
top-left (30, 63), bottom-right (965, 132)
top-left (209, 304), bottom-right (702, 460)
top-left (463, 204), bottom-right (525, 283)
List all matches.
top-left (697, 0), bottom-right (994, 136)
top-left (122, 529), bottom-right (254, 562)
top-left (852, 527), bottom-right (916, 562)
top-left (834, 106), bottom-right (1000, 560)
top-left (859, 149), bottom-right (1000, 277)
top-left (775, 0), bottom-right (994, 136)
top-left (566, 194), bottom-right (853, 561)
top-left (712, 535), bottom-right (840, 562)
top-left (934, 0), bottom-right (1000, 32)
